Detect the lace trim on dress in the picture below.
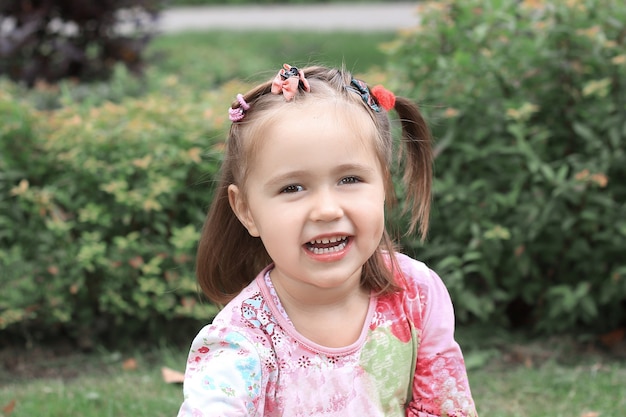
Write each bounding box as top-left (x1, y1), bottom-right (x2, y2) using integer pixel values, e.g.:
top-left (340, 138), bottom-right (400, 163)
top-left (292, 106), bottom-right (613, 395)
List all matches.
top-left (263, 270), bottom-right (293, 325)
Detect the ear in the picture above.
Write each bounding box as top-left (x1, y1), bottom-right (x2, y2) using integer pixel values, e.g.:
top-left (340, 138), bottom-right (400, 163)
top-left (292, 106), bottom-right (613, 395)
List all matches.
top-left (228, 184), bottom-right (260, 237)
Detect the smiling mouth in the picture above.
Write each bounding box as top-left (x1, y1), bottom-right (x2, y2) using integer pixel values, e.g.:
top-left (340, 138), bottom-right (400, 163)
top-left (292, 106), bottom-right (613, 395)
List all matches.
top-left (305, 236), bottom-right (349, 255)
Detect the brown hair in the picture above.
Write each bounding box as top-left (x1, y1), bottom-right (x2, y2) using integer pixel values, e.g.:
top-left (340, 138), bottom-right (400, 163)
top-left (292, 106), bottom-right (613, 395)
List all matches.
top-left (196, 65), bottom-right (433, 304)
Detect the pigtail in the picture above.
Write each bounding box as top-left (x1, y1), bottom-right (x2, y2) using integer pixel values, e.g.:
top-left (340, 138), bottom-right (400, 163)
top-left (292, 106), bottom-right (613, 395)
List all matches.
top-left (196, 170), bottom-right (271, 305)
top-left (393, 96), bottom-right (433, 240)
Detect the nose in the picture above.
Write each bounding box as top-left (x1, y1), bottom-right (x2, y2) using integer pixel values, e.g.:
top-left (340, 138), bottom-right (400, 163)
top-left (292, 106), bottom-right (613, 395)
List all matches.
top-left (309, 188), bottom-right (344, 222)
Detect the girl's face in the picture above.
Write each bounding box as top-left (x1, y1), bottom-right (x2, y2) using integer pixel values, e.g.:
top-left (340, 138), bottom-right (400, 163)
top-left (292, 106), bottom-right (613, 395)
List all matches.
top-left (229, 102), bottom-right (386, 297)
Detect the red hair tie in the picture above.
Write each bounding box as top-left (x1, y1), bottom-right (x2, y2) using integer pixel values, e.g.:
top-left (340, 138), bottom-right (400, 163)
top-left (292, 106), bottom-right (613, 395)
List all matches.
top-left (371, 85), bottom-right (396, 111)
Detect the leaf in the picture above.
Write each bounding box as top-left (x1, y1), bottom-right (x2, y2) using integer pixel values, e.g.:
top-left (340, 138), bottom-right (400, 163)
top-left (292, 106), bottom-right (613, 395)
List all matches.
top-left (161, 366), bottom-right (185, 384)
top-left (2, 399), bottom-right (16, 415)
top-left (599, 328), bottom-right (625, 349)
top-left (572, 122), bottom-right (596, 141)
top-left (122, 358), bottom-right (138, 371)
top-left (128, 256), bottom-right (144, 269)
top-left (473, 23), bottom-right (489, 42)
top-left (540, 164), bottom-right (555, 182)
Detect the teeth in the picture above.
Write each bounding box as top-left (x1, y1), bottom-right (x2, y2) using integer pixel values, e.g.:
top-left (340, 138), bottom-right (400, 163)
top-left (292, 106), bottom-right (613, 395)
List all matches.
top-left (309, 236), bottom-right (346, 245)
top-left (308, 239), bottom-right (348, 255)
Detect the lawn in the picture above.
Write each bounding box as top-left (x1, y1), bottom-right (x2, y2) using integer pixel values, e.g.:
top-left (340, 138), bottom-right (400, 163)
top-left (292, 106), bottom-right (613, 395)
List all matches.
top-left (471, 361), bottom-right (625, 416)
top-left (1, 332), bottom-right (624, 417)
top-left (0, 347), bottom-right (183, 417)
top-left (146, 30), bottom-right (397, 91)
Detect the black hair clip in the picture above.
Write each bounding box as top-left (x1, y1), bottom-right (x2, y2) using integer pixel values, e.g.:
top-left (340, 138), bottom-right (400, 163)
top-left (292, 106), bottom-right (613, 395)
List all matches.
top-left (280, 65), bottom-right (300, 80)
top-left (349, 78), bottom-right (381, 112)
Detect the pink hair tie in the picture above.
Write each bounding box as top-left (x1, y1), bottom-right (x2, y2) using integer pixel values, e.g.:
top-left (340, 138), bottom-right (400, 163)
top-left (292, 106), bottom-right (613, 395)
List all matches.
top-left (270, 63), bottom-right (311, 101)
top-left (228, 93), bottom-right (250, 122)
top-left (236, 93), bottom-right (250, 110)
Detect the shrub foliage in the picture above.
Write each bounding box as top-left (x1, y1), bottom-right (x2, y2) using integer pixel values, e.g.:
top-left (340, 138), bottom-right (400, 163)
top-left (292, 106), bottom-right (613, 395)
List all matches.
top-left (2, 0), bottom-right (625, 345)
top-left (0, 77), bottom-right (249, 346)
top-left (388, 0), bottom-right (626, 333)
top-left (0, 29), bottom-right (393, 348)
top-left (0, 0), bottom-right (160, 86)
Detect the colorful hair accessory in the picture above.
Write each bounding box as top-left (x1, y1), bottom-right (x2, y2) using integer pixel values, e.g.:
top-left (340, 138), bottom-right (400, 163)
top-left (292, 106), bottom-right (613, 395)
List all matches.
top-left (349, 78), bottom-right (380, 112)
top-left (271, 63), bottom-right (311, 101)
top-left (371, 85), bottom-right (396, 111)
top-left (228, 93), bottom-right (250, 122)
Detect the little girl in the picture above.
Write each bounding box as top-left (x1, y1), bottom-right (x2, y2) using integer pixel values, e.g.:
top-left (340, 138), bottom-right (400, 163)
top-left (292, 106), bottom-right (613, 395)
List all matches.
top-left (177, 64), bottom-right (478, 417)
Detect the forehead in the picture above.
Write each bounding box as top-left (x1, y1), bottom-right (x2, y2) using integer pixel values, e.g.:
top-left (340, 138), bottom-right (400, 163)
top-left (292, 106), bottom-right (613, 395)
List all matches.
top-left (247, 102), bottom-right (380, 174)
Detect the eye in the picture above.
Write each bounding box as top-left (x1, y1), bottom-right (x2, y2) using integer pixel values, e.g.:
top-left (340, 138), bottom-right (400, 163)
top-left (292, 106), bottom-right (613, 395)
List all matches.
top-left (281, 184), bottom-right (304, 193)
top-left (339, 176), bottom-right (361, 185)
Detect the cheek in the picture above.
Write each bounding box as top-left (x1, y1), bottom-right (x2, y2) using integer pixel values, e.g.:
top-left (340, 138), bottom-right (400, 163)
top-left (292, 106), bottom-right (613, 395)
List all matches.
top-left (251, 200), bottom-right (299, 237)
top-left (357, 195), bottom-right (386, 232)
top-left (373, 190), bottom-right (387, 234)
top-left (376, 206), bottom-right (386, 234)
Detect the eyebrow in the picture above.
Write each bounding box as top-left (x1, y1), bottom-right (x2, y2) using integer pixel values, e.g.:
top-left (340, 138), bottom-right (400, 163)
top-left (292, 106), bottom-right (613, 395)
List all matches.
top-left (263, 170), bottom-right (309, 190)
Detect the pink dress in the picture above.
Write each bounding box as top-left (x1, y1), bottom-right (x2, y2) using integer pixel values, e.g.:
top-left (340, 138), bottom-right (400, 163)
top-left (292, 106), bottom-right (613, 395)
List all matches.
top-left (177, 253), bottom-right (478, 416)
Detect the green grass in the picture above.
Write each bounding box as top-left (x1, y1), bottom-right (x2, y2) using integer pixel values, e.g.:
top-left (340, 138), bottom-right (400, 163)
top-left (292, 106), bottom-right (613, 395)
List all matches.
top-left (0, 347), bottom-right (185, 417)
top-left (471, 361), bottom-right (626, 416)
top-left (1, 373), bottom-right (180, 417)
top-left (14, 30), bottom-right (396, 109)
top-left (461, 329), bottom-right (626, 417)
top-left (1, 340), bottom-right (624, 417)
top-left (147, 30), bottom-right (396, 88)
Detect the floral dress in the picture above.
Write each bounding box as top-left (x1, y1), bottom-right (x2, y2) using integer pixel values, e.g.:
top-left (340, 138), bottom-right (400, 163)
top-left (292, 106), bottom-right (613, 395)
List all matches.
top-left (177, 252), bottom-right (478, 417)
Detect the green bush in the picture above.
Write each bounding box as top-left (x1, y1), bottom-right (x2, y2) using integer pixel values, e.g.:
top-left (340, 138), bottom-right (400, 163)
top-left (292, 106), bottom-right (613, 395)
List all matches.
top-left (0, 29), bottom-right (397, 348)
top-left (387, 0), bottom-right (626, 333)
top-left (0, 75), bottom-right (253, 347)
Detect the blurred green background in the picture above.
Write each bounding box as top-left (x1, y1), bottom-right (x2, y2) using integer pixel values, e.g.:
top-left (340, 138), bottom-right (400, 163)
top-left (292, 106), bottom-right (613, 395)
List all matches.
top-left (1, 0), bottom-right (625, 416)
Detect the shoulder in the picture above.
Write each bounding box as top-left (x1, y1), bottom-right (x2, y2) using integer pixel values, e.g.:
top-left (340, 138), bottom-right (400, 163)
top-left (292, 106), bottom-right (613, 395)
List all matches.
top-left (204, 268), bottom-right (282, 358)
top-left (393, 252), bottom-right (429, 276)
top-left (211, 266), bottom-right (274, 327)
top-left (190, 279), bottom-right (265, 360)
top-left (184, 279), bottom-right (277, 380)
top-left (391, 252), bottom-right (444, 291)
top-left (181, 320), bottom-right (266, 416)
top-left (388, 252), bottom-right (455, 323)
